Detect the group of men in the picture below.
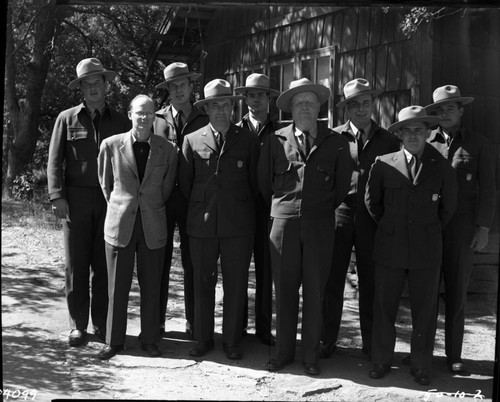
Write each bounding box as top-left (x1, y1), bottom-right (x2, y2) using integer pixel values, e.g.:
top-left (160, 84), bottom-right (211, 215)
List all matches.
top-left (47, 57), bottom-right (495, 386)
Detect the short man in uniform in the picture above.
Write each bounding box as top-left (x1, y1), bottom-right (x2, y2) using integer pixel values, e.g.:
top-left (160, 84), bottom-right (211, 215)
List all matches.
top-left (321, 78), bottom-right (400, 359)
top-left (366, 106), bottom-right (457, 385)
top-left (47, 58), bottom-right (130, 346)
top-left (178, 79), bottom-right (260, 360)
top-left (154, 62), bottom-right (209, 337)
top-left (234, 73), bottom-right (281, 346)
top-left (425, 85), bottom-right (496, 374)
top-left (258, 78), bottom-right (352, 375)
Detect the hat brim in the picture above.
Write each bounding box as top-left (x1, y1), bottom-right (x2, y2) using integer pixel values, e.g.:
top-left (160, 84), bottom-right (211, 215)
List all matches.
top-left (234, 86), bottom-right (281, 97)
top-left (388, 116), bottom-right (441, 132)
top-left (276, 84), bottom-right (330, 112)
top-left (424, 97), bottom-right (475, 111)
top-left (193, 94), bottom-right (245, 108)
top-left (156, 72), bottom-right (202, 89)
top-left (68, 70), bottom-right (117, 90)
top-left (336, 89), bottom-right (382, 108)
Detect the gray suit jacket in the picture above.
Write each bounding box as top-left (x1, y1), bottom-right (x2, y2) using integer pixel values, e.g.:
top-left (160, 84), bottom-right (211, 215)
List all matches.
top-left (98, 130), bottom-right (178, 249)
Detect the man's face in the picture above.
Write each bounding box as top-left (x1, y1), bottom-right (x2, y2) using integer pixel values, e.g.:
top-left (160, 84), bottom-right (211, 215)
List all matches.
top-left (346, 94), bottom-right (374, 129)
top-left (128, 97), bottom-right (156, 132)
top-left (80, 75), bottom-right (106, 106)
top-left (245, 90), bottom-right (269, 116)
top-left (167, 78), bottom-right (193, 108)
top-left (400, 122), bottom-right (430, 156)
top-left (290, 91), bottom-right (320, 131)
top-left (434, 102), bottom-right (463, 132)
top-left (205, 99), bottom-right (232, 132)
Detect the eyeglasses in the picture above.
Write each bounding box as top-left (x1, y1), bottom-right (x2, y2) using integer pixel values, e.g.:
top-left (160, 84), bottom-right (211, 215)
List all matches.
top-left (133, 111), bottom-right (155, 118)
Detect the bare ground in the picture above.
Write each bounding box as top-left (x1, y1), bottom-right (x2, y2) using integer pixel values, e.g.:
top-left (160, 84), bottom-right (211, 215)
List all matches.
top-left (1, 200), bottom-right (497, 401)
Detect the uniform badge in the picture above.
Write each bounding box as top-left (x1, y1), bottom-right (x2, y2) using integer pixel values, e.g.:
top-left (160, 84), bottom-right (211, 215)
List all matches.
top-left (432, 194), bottom-right (439, 202)
top-left (237, 160), bottom-right (243, 168)
top-left (466, 173), bottom-right (472, 182)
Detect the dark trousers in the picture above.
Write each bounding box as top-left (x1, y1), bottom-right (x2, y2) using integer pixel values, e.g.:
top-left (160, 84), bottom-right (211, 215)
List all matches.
top-left (159, 187), bottom-right (194, 329)
top-left (270, 217), bottom-right (335, 364)
top-left (105, 214), bottom-right (164, 346)
top-left (64, 186), bottom-right (108, 332)
top-left (441, 213), bottom-right (475, 362)
top-left (190, 235), bottom-right (253, 346)
top-left (371, 264), bottom-right (440, 371)
top-left (243, 198), bottom-right (273, 335)
top-left (322, 205), bottom-right (375, 352)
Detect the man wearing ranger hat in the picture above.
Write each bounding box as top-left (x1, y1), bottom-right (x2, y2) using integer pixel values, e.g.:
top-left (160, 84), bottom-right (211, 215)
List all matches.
top-left (321, 78), bottom-right (401, 361)
top-left (425, 85), bottom-right (496, 374)
top-left (154, 62), bottom-right (209, 338)
top-left (365, 106), bottom-right (457, 385)
top-left (47, 58), bottom-right (131, 347)
top-left (258, 78), bottom-right (352, 376)
top-left (234, 73), bottom-right (281, 346)
top-left (178, 79), bottom-right (260, 360)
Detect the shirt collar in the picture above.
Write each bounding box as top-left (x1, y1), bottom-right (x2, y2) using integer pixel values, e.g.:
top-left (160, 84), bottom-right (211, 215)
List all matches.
top-left (349, 121), bottom-right (372, 139)
top-left (294, 125), bottom-right (317, 139)
top-left (209, 123), bottom-right (228, 138)
top-left (403, 148), bottom-right (415, 163)
top-left (131, 131), bottom-right (152, 144)
top-left (84, 102), bottom-right (106, 117)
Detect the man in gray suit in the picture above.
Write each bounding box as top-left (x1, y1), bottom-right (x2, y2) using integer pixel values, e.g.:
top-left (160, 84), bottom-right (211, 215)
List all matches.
top-left (97, 95), bottom-right (178, 360)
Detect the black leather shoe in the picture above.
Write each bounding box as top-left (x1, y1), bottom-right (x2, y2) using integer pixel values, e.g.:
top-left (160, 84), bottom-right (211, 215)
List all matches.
top-left (303, 362), bottom-right (321, 376)
top-left (256, 332), bottom-right (276, 346)
top-left (266, 358), bottom-right (293, 372)
top-left (369, 364), bottom-right (391, 379)
top-left (93, 327), bottom-right (106, 342)
top-left (69, 329), bottom-right (87, 347)
top-left (189, 340), bottom-right (214, 357)
top-left (402, 354), bottom-right (411, 365)
top-left (410, 368), bottom-right (431, 385)
top-left (223, 343), bottom-right (242, 360)
top-left (319, 342), bottom-right (336, 359)
top-left (98, 344), bottom-right (124, 360)
top-left (159, 325), bottom-right (166, 337)
top-left (141, 343), bottom-right (161, 357)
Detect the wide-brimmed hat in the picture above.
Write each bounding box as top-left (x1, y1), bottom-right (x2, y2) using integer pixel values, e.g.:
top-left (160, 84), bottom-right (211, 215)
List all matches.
top-left (68, 58), bottom-right (117, 90)
top-left (388, 105), bottom-right (441, 132)
top-left (156, 62), bottom-right (202, 89)
top-left (193, 79), bottom-right (244, 108)
top-left (234, 73), bottom-right (281, 97)
top-left (424, 85), bottom-right (474, 111)
top-left (336, 78), bottom-right (382, 107)
top-left (276, 78), bottom-right (330, 112)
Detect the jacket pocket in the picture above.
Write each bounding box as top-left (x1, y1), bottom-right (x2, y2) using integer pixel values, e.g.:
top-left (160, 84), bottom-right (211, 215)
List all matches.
top-left (194, 150), bottom-right (214, 177)
top-left (384, 179), bottom-right (401, 206)
top-left (315, 161), bottom-right (335, 190)
top-left (273, 161), bottom-right (295, 193)
top-left (67, 128), bottom-right (93, 160)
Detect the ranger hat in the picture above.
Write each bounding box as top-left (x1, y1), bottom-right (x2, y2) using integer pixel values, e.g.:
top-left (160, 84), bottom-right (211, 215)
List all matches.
top-left (336, 78), bottom-right (382, 107)
top-left (156, 62), bottom-right (201, 89)
top-left (68, 58), bottom-right (117, 90)
top-left (193, 79), bottom-right (244, 108)
top-left (424, 85), bottom-right (474, 112)
top-left (276, 78), bottom-right (330, 112)
top-left (234, 73), bottom-right (281, 97)
top-left (388, 105), bottom-right (441, 132)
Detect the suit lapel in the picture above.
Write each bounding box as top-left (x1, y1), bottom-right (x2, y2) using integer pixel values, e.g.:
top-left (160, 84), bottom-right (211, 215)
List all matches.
top-left (142, 135), bottom-right (163, 184)
top-left (220, 125), bottom-right (241, 155)
top-left (120, 131), bottom-right (139, 178)
top-left (389, 149), bottom-right (412, 182)
top-left (201, 124), bottom-right (219, 154)
top-left (308, 125), bottom-right (329, 157)
top-left (413, 145), bottom-right (437, 185)
top-left (279, 125), bottom-right (304, 161)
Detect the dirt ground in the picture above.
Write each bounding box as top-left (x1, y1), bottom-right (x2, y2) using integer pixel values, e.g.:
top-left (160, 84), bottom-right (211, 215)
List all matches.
top-left (1, 201), bottom-right (498, 401)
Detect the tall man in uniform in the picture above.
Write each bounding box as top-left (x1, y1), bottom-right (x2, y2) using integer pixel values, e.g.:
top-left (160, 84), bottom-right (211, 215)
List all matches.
top-left (425, 85), bottom-right (496, 374)
top-left (178, 79), bottom-right (260, 360)
top-left (154, 62), bottom-right (209, 336)
top-left (47, 58), bottom-right (131, 346)
top-left (234, 73), bottom-right (281, 346)
top-left (258, 78), bottom-right (352, 376)
top-left (321, 78), bottom-right (401, 359)
top-left (365, 106), bottom-right (457, 385)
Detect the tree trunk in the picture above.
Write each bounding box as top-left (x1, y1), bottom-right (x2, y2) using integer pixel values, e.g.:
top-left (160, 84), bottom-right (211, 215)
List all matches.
top-left (3, 0), bottom-right (60, 199)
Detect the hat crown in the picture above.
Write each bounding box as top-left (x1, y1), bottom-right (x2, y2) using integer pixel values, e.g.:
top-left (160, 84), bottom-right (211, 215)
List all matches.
top-left (76, 58), bottom-right (106, 78)
top-left (204, 79), bottom-right (233, 99)
top-left (163, 62), bottom-right (191, 81)
top-left (343, 78), bottom-right (373, 99)
top-left (289, 78), bottom-right (314, 90)
top-left (433, 85), bottom-right (462, 103)
top-left (245, 73), bottom-right (271, 88)
top-left (398, 106), bottom-right (428, 122)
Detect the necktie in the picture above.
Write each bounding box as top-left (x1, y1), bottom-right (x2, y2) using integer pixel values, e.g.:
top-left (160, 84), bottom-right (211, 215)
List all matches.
top-left (357, 129), bottom-right (365, 155)
top-left (175, 111), bottom-right (184, 136)
top-left (217, 132), bottom-right (224, 150)
top-left (409, 155), bottom-right (419, 181)
top-left (256, 122), bottom-right (261, 134)
top-left (303, 131), bottom-right (311, 156)
top-left (93, 110), bottom-right (101, 147)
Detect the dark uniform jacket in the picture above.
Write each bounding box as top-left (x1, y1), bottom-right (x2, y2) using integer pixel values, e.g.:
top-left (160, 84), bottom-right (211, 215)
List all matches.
top-left (365, 144), bottom-right (458, 270)
top-left (47, 103), bottom-right (131, 200)
top-left (428, 127), bottom-right (495, 228)
top-left (258, 122), bottom-right (352, 219)
top-left (178, 123), bottom-right (260, 238)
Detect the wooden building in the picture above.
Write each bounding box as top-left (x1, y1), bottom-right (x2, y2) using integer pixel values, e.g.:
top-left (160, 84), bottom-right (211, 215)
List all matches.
top-left (148, 5), bottom-right (499, 293)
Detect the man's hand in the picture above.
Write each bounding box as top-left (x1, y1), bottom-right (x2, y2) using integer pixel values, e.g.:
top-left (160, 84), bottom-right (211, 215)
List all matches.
top-left (51, 198), bottom-right (69, 220)
top-left (470, 226), bottom-right (489, 251)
